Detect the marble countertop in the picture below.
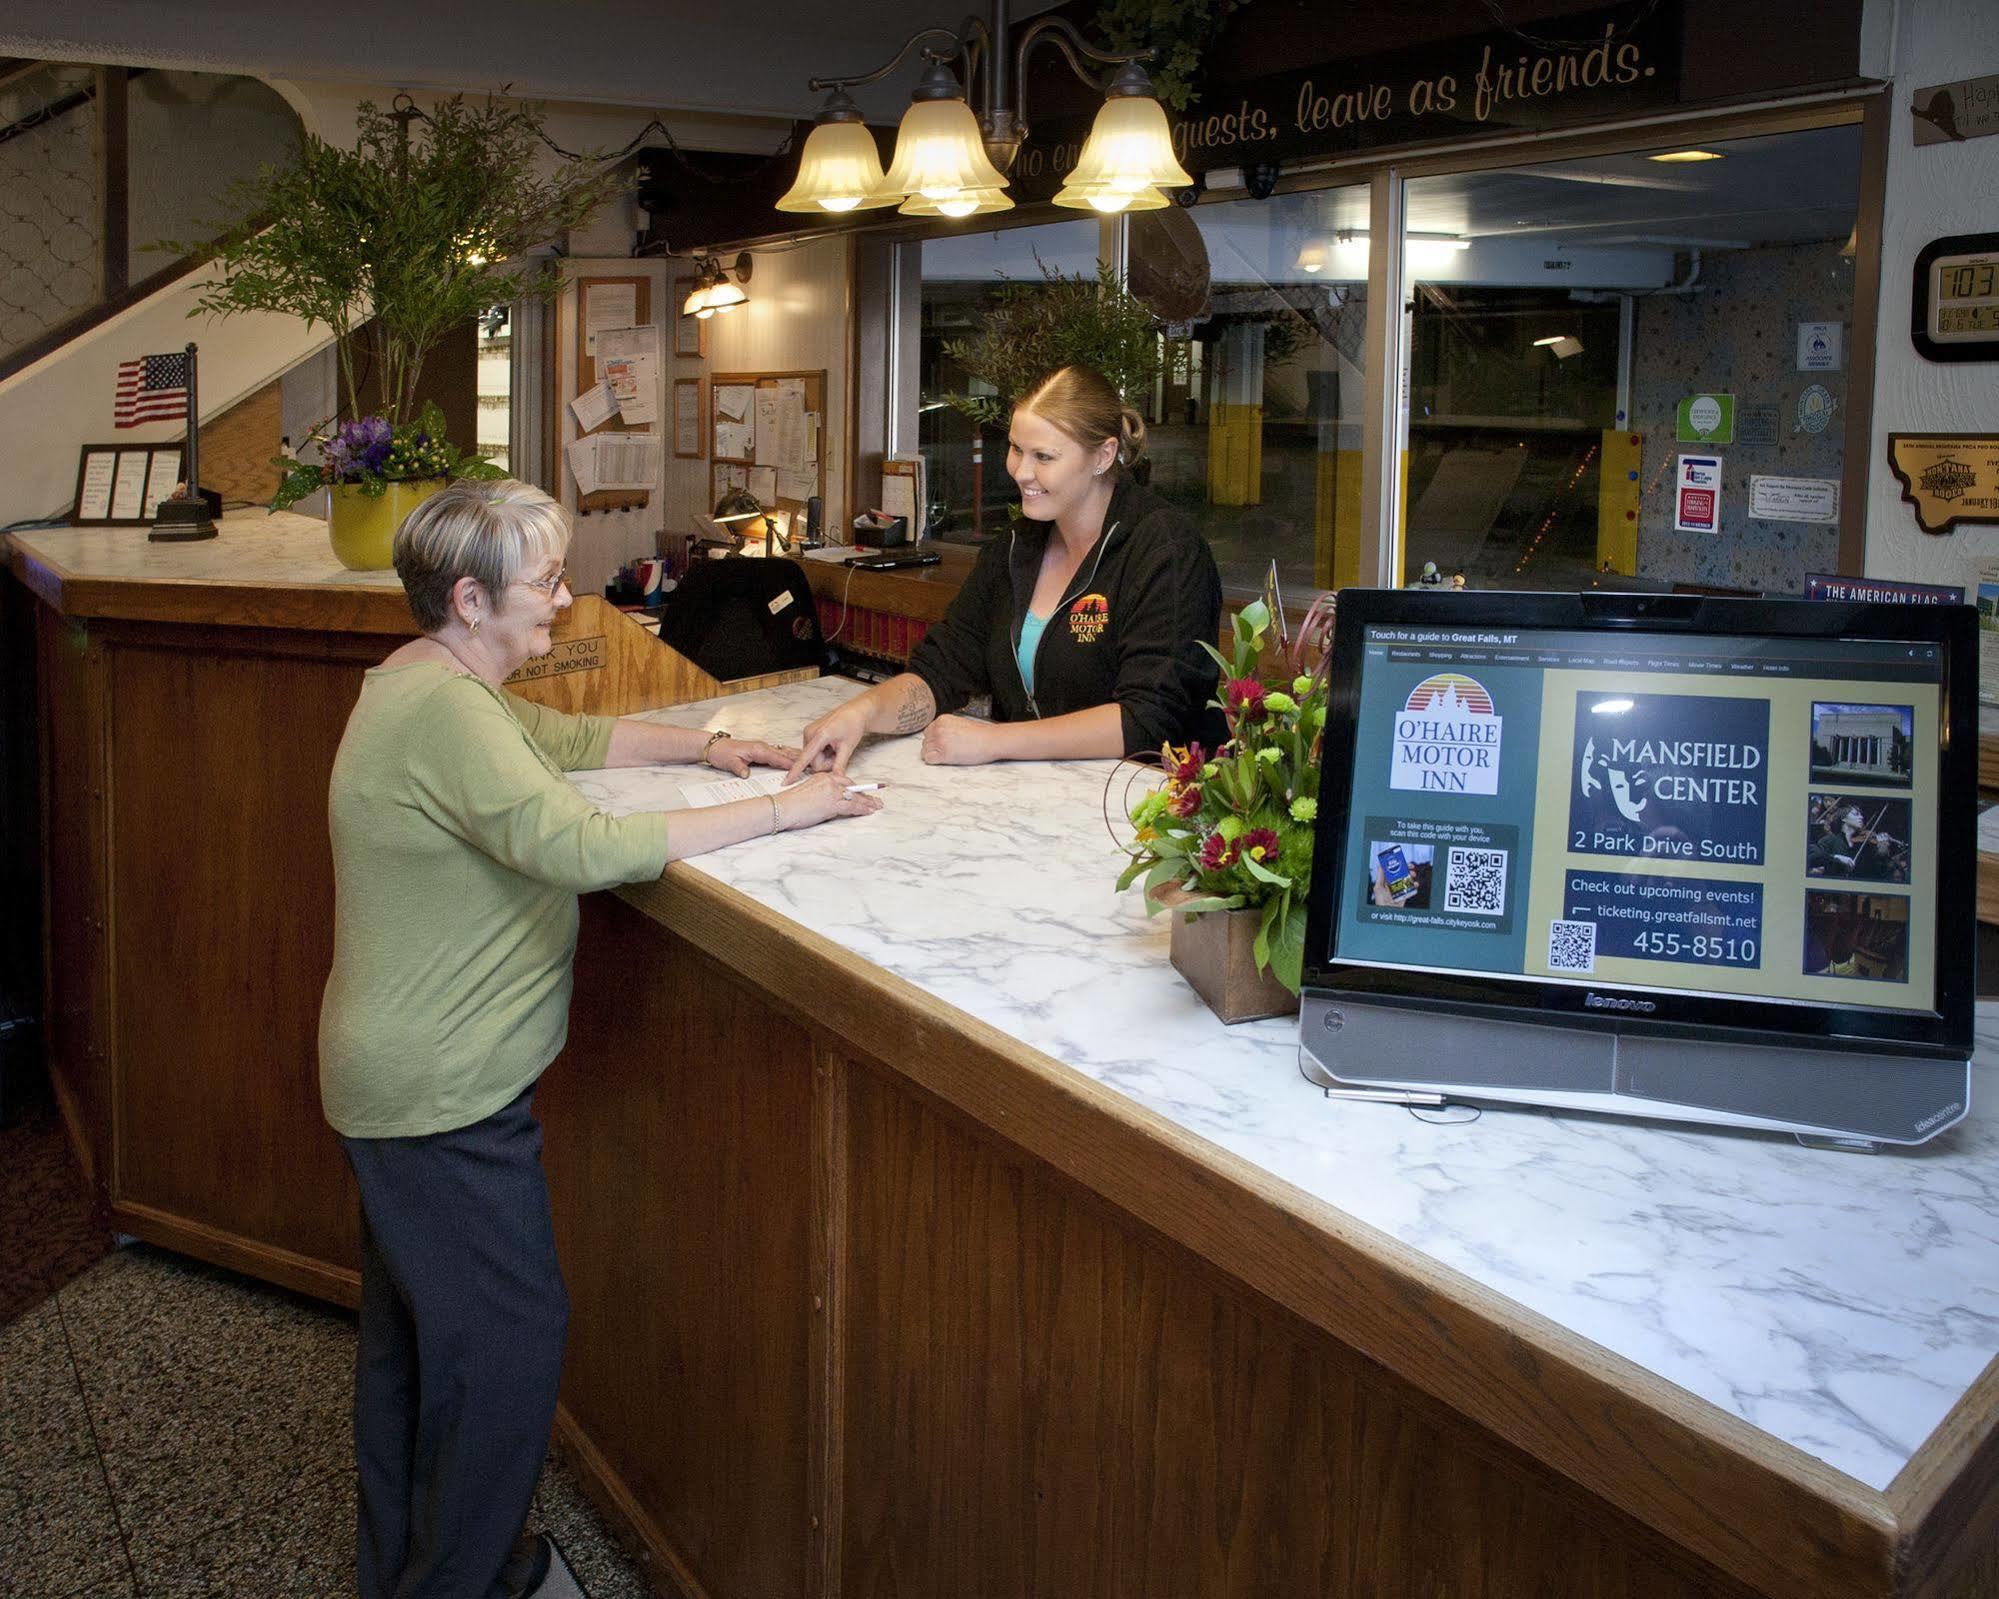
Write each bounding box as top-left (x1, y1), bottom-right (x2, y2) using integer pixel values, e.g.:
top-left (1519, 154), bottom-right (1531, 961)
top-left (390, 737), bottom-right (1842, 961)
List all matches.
top-left (571, 676), bottom-right (1999, 1495)
top-left (4, 509), bottom-right (402, 589)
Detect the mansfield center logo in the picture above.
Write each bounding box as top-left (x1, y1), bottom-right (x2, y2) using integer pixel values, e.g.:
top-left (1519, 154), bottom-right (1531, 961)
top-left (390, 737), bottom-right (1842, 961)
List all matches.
top-left (1390, 673), bottom-right (1503, 794)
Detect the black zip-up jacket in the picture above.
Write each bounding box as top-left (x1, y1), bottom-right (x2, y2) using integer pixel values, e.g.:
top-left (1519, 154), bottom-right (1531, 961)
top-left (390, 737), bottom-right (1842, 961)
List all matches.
top-left (907, 476), bottom-right (1227, 755)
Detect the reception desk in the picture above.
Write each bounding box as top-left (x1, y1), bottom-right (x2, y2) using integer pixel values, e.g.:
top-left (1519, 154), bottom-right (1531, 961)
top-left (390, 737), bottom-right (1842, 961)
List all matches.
top-left (6, 525), bottom-right (1998, 1599)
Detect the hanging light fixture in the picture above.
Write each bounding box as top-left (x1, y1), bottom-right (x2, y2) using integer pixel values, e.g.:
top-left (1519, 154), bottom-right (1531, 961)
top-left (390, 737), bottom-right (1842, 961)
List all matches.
top-left (1055, 61), bottom-right (1190, 210)
top-left (786, 3), bottom-right (1185, 224)
top-left (775, 90), bottom-right (898, 213)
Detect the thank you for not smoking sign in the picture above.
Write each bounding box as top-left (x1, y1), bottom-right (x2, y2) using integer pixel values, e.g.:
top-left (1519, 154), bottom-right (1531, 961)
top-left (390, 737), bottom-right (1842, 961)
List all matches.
top-left (1568, 692), bottom-right (1769, 863)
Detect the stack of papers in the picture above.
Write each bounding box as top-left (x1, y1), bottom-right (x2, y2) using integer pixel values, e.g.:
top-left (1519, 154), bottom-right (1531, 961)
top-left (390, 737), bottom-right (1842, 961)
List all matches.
top-left (565, 432), bottom-right (660, 495)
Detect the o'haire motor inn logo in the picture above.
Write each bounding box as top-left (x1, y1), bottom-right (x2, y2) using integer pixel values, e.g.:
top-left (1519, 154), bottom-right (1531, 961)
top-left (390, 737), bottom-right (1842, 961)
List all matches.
top-left (1068, 592), bottom-right (1109, 643)
top-left (1390, 673), bottom-right (1503, 794)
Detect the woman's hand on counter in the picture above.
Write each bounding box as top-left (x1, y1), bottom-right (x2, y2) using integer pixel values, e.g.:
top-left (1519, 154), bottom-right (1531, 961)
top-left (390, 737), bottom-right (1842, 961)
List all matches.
top-left (786, 674), bottom-right (937, 781)
top-left (703, 737), bottom-right (801, 778)
top-left (776, 773), bottom-right (884, 831)
top-left (919, 714), bottom-right (997, 766)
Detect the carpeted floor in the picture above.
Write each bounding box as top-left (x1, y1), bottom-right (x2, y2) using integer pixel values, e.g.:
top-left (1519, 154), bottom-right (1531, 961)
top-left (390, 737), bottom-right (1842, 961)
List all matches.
top-left (0, 1061), bottom-right (114, 1325)
top-left (1, 1064), bottom-right (655, 1598)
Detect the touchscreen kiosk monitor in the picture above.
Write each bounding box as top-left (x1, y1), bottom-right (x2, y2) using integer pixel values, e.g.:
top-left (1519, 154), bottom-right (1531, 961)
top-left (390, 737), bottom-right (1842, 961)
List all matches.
top-left (1298, 591), bottom-right (1977, 1146)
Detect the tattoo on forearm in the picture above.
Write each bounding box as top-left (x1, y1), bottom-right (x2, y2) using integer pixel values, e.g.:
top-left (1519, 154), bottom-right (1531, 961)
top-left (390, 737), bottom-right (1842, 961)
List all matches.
top-left (891, 677), bottom-right (935, 733)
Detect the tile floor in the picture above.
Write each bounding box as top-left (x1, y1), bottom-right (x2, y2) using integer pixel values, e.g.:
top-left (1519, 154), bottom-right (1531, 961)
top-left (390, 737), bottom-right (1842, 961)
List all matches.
top-left (0, 1244), bottom-right (655, 1599)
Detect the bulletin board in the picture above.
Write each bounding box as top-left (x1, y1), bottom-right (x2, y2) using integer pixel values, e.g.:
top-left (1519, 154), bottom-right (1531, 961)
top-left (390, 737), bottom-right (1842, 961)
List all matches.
top-left (707, 369), bottom-right (824, 533)
top-left (570, 274), bottom-right (655, 515)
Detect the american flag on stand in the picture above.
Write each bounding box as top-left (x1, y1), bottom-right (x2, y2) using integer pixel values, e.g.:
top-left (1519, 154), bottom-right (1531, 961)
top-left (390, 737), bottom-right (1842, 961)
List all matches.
top-left (114, 351), bottom-right (190, 428)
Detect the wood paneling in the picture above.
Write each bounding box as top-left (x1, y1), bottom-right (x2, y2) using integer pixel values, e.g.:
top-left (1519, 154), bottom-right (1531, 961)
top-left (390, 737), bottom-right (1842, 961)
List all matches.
top-left (103, 628), bottom-right (368, 1279)
top-left (543, 895), bottom-right (816, 1599)
top-left (838, 1062), bottom-right (1764, 1599)
top-left (199, 378), bottom-right (284, 508)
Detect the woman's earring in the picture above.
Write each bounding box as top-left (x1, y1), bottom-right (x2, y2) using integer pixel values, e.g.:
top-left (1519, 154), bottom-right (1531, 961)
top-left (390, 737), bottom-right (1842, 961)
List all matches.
top-left (468, 616), bottom-right (480, 635)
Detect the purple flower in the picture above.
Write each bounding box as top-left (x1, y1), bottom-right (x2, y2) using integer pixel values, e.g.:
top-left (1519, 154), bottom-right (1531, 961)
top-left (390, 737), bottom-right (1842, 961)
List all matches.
top-left (323, 416), bottom-right (393, 482)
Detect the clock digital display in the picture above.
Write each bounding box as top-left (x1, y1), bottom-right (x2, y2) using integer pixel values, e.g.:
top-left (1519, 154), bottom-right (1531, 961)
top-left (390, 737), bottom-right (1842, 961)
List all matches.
top-left (1915, 235), bottom-right (1999, 360)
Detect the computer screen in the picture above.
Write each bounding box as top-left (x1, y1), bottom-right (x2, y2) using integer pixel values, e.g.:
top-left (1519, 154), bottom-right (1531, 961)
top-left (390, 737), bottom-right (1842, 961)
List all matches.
top-left (1303, 592), bottom-right (1977, 1060)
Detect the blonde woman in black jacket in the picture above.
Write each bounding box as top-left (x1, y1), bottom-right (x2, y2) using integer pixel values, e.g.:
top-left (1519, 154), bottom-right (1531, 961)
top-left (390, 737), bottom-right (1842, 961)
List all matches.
top-left (787, 366), bottom-right (1225, 774)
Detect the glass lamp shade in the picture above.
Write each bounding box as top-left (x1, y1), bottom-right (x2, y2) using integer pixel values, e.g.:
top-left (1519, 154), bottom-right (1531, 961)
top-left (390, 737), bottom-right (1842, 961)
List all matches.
top-left (682, 281), bottom-right (710, 316)
top-left (700, 278), bottom-right (747, 313)
top-left (1065, 93), bottom-right (1192, 196)
top-left (1052, 180), bottom-right (1170, 213)
top-left (898, 186), bottom-right (1013, 218)
top-left (878, 95), bottom-right (1010, 203)
top-left (775, 118), bottom-right (897, 213)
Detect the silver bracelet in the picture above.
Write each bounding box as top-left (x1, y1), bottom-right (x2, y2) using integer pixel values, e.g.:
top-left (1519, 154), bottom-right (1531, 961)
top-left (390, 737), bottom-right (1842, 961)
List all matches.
top-left (767, 792), bottom-right (781, 836)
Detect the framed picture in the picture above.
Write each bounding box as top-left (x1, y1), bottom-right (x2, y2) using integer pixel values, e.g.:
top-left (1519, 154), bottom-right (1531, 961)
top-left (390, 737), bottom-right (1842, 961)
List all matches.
top-left (72, 443), bottom-right (183, 526)
top-left (673, 378), bottom-right (705, 458)
top-left (671, 277), bottom-right (705, 359)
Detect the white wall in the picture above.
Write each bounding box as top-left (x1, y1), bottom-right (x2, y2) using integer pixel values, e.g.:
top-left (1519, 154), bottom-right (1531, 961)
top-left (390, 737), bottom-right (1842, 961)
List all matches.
top-left (1862, 0), bottom-right (1999, 584)
top-left (0, 268), bottom-right (330, 526)
top-left (666, 233), bottom-right (853, 539)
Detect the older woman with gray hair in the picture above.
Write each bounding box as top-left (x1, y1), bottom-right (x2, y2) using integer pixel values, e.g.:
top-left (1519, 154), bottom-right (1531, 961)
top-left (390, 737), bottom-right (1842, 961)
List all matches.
top-left (319, 478), bottom-right (877, 1599)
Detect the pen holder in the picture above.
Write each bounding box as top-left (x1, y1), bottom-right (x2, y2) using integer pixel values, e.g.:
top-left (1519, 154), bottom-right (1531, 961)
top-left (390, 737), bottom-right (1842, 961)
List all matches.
top-left (852, 512), bottom-right (909, 549)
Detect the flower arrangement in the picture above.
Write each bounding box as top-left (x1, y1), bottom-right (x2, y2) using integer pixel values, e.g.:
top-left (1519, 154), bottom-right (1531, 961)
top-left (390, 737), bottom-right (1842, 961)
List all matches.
top-left (1116, 593), bottom-right (1333, 995)
top-left (270, 401), bottom-right (498, 511)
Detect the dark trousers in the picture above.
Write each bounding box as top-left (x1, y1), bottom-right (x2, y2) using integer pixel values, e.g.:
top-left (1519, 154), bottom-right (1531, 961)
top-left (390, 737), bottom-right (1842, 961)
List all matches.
top-left (341, 1085), bottom-right (569, 1599)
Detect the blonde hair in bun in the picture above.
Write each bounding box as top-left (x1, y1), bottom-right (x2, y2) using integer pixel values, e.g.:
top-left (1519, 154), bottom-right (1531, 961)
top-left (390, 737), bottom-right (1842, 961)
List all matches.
top-left (1019, 365), bottom-right (1148, 474)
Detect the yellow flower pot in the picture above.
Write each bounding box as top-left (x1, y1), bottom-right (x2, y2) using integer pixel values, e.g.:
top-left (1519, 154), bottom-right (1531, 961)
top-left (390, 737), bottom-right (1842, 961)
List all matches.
top-left (328, 478), bottom-right (448, 571)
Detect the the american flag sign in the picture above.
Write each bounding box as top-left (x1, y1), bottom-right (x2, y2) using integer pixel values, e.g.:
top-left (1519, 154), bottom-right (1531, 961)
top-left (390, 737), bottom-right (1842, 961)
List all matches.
top-left (115, 352), bottom-right (189, 428)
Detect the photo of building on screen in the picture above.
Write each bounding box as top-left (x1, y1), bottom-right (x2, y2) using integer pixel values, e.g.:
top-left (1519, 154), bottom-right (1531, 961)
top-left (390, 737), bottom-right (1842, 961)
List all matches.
top-left (1809, 702), bottom-right (1914, 789)
top-left (1803, 890), bottom-right (1910, 982)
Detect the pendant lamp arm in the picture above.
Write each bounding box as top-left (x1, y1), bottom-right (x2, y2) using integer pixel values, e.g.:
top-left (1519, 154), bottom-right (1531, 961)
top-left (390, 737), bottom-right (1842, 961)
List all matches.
top-left (1012, 14), bottom-right (1150, 114)
top-left (807, 26), bottom-right (964, 94)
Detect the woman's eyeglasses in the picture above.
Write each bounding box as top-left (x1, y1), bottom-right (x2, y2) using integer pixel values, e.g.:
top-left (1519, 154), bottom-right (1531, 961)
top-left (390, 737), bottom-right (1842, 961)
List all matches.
top-left (517, 569), bottom-right (572, 598)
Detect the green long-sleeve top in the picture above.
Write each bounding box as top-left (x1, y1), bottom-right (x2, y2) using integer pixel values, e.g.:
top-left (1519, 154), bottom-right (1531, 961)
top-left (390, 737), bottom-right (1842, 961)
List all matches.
top-left (319, 662), bottom-right (671, 1139)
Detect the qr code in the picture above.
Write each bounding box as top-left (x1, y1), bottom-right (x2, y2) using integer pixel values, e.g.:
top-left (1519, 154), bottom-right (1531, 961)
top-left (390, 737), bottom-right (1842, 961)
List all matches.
top-left (1444, 847), bottom-right (1508, 914)
top-left (1549, 919), bottom-right (1597, 973)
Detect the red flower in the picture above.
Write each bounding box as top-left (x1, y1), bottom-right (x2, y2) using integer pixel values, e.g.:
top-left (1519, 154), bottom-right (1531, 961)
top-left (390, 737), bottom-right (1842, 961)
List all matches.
top-left (1168, 783), bottom-right (1203, 818)
top-left (1240, 827), bottom-right (1282, 866)
top-left (1225, 678), bottom-right (1266, 721)
top-left (1168, 741), bottom-right (1207, 783)
top-left (1199, 832), bottom-right (1240, 871)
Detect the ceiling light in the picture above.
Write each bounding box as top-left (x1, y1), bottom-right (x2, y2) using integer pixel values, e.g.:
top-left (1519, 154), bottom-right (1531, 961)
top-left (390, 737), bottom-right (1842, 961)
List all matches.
top-left (791, 4), bottom-right (1178, 225)
top-left (1054, 62), bottom-right (1191, 212)
top-left (1647, 149), bottom-right (1724, 163)
top-left (1535, 334), bottom-right (1585, 359)
top-left (1297, 243), bottom-right (1327, 273)
top-left (775, 90), bottom-right (898, 213)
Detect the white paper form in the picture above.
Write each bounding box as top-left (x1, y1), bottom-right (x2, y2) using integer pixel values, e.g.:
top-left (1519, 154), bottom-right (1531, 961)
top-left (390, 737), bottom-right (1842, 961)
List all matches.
top-left (570, 381), bottom-right (618, 432)
top-left (76, 450), bottom-right (116, 520)
top-left (142, 448), bottom-right (182, 518)
top-left (110, 451), bottom-right (148, 520)
top-left (754, 388), bottom-right (780, 466)
top-left (713, 384), bottom-right (755, 460)
top-left (584, 285), bottom-right (636, 357)
top-left (777, 468), bottom-right (816, 502)
top-left (679, 770), bottom-right (787, 808)
top-left (774, 379), bottom-right (808, 473)
top-left (598, 327), bottom-right (660, 425)
top-left (749, 466), bottom-right (777, 504)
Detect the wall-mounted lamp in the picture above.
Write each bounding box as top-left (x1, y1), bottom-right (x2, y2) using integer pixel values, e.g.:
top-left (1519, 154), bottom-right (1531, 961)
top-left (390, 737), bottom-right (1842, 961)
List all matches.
top-left (776, 2), bottom-right (1189, 221)
top-left (684, 252), bottom-right (753, 319)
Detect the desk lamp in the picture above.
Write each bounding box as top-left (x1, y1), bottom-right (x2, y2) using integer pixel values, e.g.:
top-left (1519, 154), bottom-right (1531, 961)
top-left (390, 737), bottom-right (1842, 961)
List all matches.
top-left (712, 488), bottom-right (787, 558)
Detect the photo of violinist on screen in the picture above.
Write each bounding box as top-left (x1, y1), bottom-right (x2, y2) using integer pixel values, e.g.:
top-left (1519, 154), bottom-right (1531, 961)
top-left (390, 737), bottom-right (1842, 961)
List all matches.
top-left (1805, 794), bottom-right (1912, 884)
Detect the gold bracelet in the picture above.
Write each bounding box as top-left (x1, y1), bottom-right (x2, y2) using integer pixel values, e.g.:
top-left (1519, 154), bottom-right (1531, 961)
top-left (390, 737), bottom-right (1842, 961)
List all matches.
top-left (767, 792), bottom-right (781, 836)
top-left (701, 729), bottom-right (730, 767)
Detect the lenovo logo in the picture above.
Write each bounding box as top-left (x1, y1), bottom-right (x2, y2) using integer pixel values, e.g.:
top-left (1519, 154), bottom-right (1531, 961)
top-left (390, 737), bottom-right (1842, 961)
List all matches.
top-left (1584, 992), bottom-right (1657, 1013)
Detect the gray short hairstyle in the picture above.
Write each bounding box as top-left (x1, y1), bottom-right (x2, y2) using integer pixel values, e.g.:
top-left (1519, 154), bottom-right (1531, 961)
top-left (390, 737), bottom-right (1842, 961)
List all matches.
top-left (392, 479), bottom-right (571, 633)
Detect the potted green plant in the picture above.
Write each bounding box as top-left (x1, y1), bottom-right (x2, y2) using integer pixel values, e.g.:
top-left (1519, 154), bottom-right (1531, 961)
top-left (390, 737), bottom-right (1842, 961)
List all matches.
top-left (1116, 591), bottom-right (1334, 1020)
top-left (942, 260), bottom-right (1161, 429)
top-left (176, 96), bottom-right (625, 568)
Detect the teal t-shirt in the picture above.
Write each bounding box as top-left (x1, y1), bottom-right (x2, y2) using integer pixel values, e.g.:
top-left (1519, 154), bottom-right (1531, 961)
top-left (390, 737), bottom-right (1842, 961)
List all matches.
top-left (1017, 611), bottom-right (1051, 697)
